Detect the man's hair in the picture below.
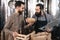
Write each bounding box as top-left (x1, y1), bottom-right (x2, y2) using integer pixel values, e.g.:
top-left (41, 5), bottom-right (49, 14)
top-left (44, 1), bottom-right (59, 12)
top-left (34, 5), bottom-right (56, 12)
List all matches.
top-left (15, 1), bottom-right (25, 8)
top-left (36, 4), bottom-right (44, 10)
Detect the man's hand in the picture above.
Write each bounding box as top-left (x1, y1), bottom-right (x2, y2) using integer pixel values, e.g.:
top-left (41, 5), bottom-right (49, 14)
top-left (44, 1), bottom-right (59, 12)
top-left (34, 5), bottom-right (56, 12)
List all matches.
top-left (26, 18), bottom-right (36, 26)
top-left (27, 23), bottom-right (34, 27)
top-left (24, 18), bottom-right (36, 28)
top-left (13, 32), bottom-right (19, 38)
top-left (45, 26), bottom-right (52, 33)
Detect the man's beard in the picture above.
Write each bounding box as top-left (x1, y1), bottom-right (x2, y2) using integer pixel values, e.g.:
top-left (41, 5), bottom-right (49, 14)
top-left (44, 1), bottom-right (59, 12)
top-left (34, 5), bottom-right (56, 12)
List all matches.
top-left (35, 12), bottom-right (41, 17)
top-left (18, 11), bottom-right (23, 15)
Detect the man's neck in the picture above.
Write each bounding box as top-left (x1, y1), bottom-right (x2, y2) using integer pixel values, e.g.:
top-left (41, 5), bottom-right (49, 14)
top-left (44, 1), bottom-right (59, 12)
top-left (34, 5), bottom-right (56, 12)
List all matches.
top-left (15, 9), bottom-right (20, 16)
top-left (15, 9), bottom-right (18, 13)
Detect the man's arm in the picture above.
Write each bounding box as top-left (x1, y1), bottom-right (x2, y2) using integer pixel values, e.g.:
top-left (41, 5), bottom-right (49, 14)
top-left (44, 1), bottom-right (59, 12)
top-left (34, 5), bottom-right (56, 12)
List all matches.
top-left (23, 18), bottom-right (36, 28)
top-left (3, 15), bottom-right (14, 35)
top-left (39, 18), bottom-right (60, 32)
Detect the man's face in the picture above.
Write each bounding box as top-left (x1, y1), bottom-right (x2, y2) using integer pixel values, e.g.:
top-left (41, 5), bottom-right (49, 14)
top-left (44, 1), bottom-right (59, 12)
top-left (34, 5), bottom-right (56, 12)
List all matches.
top-left (18, 4), bottom-right (25, 13)
top-left (35, 6), bottom-right (41, 13)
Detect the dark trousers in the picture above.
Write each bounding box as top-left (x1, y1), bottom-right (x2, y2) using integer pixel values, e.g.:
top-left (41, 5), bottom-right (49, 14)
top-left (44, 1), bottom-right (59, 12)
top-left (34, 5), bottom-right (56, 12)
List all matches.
top-left (51, 27), bottom-right (60, 40)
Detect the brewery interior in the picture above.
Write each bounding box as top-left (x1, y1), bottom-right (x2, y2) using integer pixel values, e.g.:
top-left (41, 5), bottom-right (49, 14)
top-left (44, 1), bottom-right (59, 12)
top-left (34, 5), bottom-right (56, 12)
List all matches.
top-left (0, 0), bottom-right (60, 40)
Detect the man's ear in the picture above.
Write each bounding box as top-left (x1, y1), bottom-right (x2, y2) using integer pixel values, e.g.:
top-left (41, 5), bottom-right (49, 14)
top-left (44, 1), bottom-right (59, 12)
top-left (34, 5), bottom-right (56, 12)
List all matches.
top-left (16, 6), bottom-right (20, 9)
top-left (41, 10), bottom-right (44, 15)
top-left (16, 6), bottom-right (18, 9)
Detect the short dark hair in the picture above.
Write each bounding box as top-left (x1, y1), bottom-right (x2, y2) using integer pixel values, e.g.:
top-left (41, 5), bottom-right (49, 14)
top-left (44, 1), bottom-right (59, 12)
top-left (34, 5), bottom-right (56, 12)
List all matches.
top-left (15, 1), bottom-right (25, 8)
top-left (36, 4), bottom-right (44, 10)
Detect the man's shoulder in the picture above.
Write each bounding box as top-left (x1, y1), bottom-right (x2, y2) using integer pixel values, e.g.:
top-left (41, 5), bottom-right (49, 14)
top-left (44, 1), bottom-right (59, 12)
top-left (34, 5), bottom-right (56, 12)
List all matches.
top-left (11, 13), bottom-right (18, 17)
top-left (8, 13), bottom-right (16, 19)
top-left (45, 13), bottom-right (53, 17)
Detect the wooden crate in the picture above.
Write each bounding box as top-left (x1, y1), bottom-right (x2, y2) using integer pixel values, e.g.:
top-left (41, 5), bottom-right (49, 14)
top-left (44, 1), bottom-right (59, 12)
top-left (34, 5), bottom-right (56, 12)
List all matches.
top-left (14, 31), bottom-right (35, 40)
top-left (14, 34), bottom-right (30, 40)
top-left (31, 32), bottom-right (51, 40)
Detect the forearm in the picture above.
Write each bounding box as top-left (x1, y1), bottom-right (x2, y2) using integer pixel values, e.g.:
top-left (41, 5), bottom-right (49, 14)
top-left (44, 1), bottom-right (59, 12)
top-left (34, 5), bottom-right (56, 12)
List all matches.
top-left (4, 28), bottom-right (13, 35)
top-left (24, 23), bottom-right (34, 28)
